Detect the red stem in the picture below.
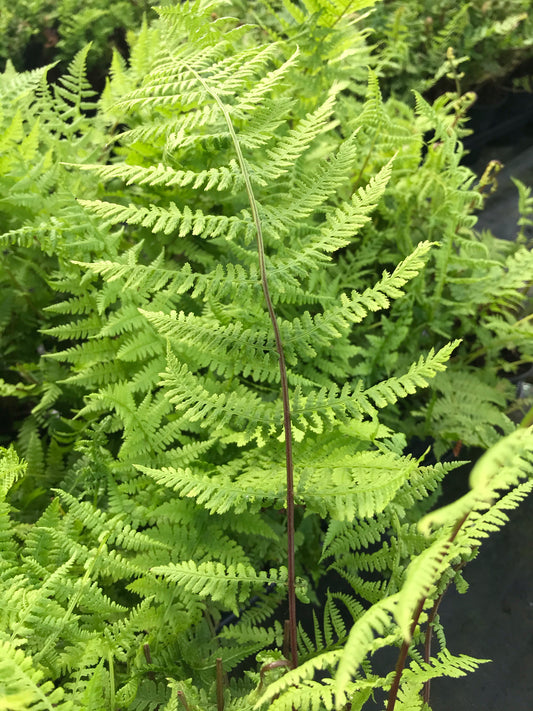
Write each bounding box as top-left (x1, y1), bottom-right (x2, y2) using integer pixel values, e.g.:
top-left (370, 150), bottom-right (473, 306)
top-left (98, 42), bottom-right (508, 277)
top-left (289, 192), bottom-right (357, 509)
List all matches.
top-left (258, 267), bottom-right (297, 669)
top-left (386, 598), bottom-right (425, 711)
top-left (177, 690), bottom-right (191, 711)
top-left (386, 513), bottom-right (468, 711)
top-left (216, 657), bottom-right (225, 711)
top-left (192, 72), bottom-right (299, 670)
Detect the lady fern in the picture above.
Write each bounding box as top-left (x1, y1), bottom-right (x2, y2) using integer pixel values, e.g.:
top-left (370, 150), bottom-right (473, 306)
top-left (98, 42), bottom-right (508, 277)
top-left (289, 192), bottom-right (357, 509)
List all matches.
top-left (0, 2), bottom-right (532, 711)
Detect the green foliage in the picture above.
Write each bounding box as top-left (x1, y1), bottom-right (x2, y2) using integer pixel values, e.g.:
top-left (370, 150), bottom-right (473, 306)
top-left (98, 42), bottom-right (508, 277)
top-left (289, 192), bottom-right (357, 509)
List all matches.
top-left (368, 0), bottom-right (533, 97)
top-left (0, 2), bottom-right (532, 711)
top-left (0, 0), bottom-right (156, 75)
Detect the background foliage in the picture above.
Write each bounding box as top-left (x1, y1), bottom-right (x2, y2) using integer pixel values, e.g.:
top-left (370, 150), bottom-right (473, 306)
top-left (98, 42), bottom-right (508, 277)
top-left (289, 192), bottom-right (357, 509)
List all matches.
top-left (0, 0), bottom-right (156, 79)
top-left (369, 0), bottom-right (533, 98)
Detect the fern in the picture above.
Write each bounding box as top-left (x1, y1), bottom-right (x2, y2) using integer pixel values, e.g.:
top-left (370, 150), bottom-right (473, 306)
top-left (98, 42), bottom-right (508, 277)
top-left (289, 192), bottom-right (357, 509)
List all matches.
top-left (369, 0), bottom-right (533, 97)
top-left (513, 177), bottom-right (533, 246)
top-left (0, 640), bottom-right (72, 711)
top-left (1, 4), bottom-right (532, 711)
top-left (151, 562), bottom-right (292, 616)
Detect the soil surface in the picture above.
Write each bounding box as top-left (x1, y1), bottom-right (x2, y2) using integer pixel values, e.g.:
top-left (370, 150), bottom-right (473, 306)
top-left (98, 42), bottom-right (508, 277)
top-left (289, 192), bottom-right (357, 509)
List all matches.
top-left (431, 115), bottom-right (533, 711)
top-left (468, 113), bottom-right (533, 242)
top-left (431, 489), bottom-right (533, 711)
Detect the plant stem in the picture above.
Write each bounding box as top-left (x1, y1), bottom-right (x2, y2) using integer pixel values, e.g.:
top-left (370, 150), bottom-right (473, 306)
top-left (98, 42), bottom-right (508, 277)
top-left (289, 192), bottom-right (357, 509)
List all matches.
top-left (108, 651), bottom-right (115, 711)
top-left (258, 659), bottom-right (290, 693)
top-left (216, 657), bottom-right (225, 711)
top-left (143, 642), bottom-right (156, 681)
top-left (178, 690), bottom-right (191, 711)
top-left (386, 598), bottom-right (425, 711)
top-left (353, 126), bottom-right (379, 190)
top-left (330, 1), bottom-right (358, 28)
top-left (386, 513), bottom-right (468, 711)
top-left (186, 65), bottom-right (298, 669)
top-left (422, 592), bottom-right (443, 705)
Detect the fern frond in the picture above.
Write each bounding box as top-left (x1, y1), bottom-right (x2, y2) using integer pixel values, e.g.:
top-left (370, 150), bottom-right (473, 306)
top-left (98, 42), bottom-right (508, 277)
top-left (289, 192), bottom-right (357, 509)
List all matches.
top-left (397, 649), bottom-right (489, 708)
top-left (136, 463), bottom-right (282, 515)
top-left (53, 44), bottom-right (97, 117)
top-left (295, 449), bottom-right (418, 519)
top-left (0, 640), bottom-right (71, 710)
top-left (426, 369), bottom-right (515, 455)
top-left (281, 241), bottom-right (435, 353)
top-left (321, 514), bottom-right (390, 561)
top-left (0, 61), bottom-right (49, 105)
top-left (76, 158), bottom-right (248, 191)
top-left (457, 480), bottom-right (533, 553)
top-left (54, 490), bottom-right (166, 553)
top-left (255, 650), bottom-right (342, 709)
top-left (157, 351), bottom-right (279, 443)
top-left (356, 340), bottom-right (460, 417)
top-left (140, 308), bottom-right (279, 382)
top-left (78, 198), bottom-right (245, 238)
top-left (419, 427), bottom-right (533, 536)
top-left (300, 0), bottom-right (380, 28)
top-left (151, 561), bottom-right (289, 616)
top-left (395, 536), bottom-right (451, 640)
top-left (335, 594), bottom-right (400, 699)
top-left (0, 445), bottom-right (27, 499)
top-left (261, 88), bottom-right (341, 180)
top-left (513, 177), bottom-right (533, 244)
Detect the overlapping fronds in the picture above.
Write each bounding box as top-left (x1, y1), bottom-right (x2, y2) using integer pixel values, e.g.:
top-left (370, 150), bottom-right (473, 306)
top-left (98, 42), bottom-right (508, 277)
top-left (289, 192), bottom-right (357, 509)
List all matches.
top-left (2, 3), bottom-right (532, 711)
top-left (0, 640), bottom-right (72, 711)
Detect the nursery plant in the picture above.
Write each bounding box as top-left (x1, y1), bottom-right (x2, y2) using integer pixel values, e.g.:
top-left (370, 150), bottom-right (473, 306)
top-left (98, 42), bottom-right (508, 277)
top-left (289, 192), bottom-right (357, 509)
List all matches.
top-left (365, 0), bottom-right (533, 98)
top-left (1, 1), bottom-right (533, 710)
top-left (0, 0), bottom-right (155, 76)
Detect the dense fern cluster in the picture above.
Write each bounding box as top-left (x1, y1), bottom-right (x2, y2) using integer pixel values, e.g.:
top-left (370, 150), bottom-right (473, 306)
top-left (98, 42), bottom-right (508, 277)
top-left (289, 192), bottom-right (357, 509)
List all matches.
top-left (0, 0), bottom-right (156, 76)
top-left (1, 1), bottom-right (533, 709)
top-left (365, 0), bottom-right (533, 97)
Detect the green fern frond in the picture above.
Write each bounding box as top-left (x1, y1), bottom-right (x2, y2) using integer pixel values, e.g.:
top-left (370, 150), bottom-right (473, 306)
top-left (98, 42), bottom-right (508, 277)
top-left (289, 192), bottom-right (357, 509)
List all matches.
top-left (260, 88), bottom-right (341, 180)
top-left (419, 427), bottom-right (533, 536)
top-left (157, 351), bottom-right (279, 443)
top-left (53, 489), bottom-right (167, 552)
top-left (0, 640), bottom-right (71, 711)
top-left (397, 649), bottom-right (489, 706)
top-left (136, 464), bottom-right (282, 515)
top-left (281, 241), bottom-right (435, 353)
top-left (426, 369), bottom-right (515, 455)
top-left (457, 480), bottom-right (533, 553)
top-left (78, 198), bottom-right (245, 238)
top-left (140, 308), bottom-right (278, 382)
top-left (431, 5), bottom-right (470, 59)
top-left (294, 449), bottom-right (419, 519)
top-left (264, 677), bottom-right (337, 711)
top-left (395, 537), bottom-right (451, 640)
top-left (151, 561), bottom-right (289, 616)
top-left (0, 61), bottom-right (49, 105)
top-left (321, 514), bottom-right (390, 561)
top-left (300, 0), bottom-right (379, 28)
top-left (53, 44), bottom-right (97, 117)
top-left (269, 155), bottom-right (394, 272)
top-left (334, 593), bottom-right (400, 699)
top-left (0, 445), bottom-right (27, 499)
top-left (255, 649), bottom-right (342, 709)
top-left (357, 340), bottom-right (461, 417)
top-left (513, 177), bottom-right (533, 245)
